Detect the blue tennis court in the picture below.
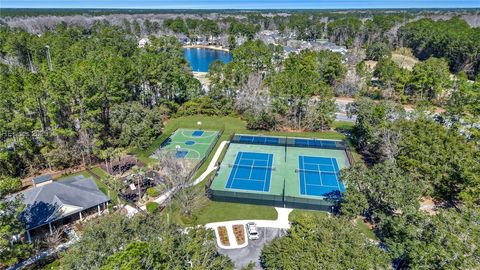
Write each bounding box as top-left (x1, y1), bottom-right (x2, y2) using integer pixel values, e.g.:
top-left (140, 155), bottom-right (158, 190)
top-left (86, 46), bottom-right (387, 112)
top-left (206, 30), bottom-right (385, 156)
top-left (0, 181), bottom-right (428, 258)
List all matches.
top-left (225, 152), bottom-right (274, 192)
top-left (298, 156), bottom-right (345, 197)
top-left (294, 138), bottom-right (337, 149)
top-left (238, 135), bottom-right (280, 145)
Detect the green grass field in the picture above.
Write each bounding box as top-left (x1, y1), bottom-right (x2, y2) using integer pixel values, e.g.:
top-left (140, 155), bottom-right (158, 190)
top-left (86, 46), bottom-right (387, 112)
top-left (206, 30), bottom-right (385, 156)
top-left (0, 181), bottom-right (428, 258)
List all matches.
top-left (162, 174), bottom-right (278, 227)
top-left (289, 209), bottom-right (329, 221)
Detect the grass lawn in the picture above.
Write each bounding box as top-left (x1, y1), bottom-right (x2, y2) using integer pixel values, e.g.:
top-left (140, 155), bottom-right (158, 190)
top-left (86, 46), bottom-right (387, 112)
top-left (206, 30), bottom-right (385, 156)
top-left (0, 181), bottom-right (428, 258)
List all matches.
top-left (331, 121), bottom-right (354, 130)
top-left (355, 218), bottom-right (378, 240)
top-left (163, 175), bottom-right (277, 226)
top-left (193, 201), bottom-right (277, 225)
top-left (288, 209), bottom-right (329, 221)
top-left (57, 166), bottom-right (121, 205)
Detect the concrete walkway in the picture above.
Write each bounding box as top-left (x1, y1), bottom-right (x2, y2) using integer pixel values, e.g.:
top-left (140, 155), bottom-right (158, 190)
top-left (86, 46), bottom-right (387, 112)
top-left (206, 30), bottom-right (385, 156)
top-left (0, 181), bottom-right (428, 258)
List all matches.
top-left (205, 207), bottom-right (293, 249)
top-left (189, 140), bottom-right (229, 187)
top-left (140, 141), bottom-right (229, 211)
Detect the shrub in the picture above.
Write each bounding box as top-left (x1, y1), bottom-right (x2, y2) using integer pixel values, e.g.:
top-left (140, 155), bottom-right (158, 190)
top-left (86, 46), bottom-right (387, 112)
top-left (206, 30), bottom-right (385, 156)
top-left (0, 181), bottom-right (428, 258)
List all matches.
top-left (146, 187), bottom-right (159, 198)
top-left (366, 42), bottom-right (391, 61)
top-left (176, 97), bottom-right (219, 116)
top-left (146, 202), bottom-right (159, 214)
top-left (246, 111), bottom-right (276, 130)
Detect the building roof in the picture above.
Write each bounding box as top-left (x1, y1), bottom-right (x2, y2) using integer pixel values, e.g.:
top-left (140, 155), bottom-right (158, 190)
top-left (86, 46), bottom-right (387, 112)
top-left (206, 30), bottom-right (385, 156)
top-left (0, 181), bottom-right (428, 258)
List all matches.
top-left (17, 176), bottom-right (109, 230)
top-left (32, 174), bottom-right (53, 184)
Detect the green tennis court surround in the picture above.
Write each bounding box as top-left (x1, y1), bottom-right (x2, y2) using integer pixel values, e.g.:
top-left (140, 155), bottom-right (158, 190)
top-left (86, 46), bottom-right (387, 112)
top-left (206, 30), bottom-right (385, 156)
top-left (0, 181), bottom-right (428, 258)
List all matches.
top-left (209, 134), bottom-right (350, 211)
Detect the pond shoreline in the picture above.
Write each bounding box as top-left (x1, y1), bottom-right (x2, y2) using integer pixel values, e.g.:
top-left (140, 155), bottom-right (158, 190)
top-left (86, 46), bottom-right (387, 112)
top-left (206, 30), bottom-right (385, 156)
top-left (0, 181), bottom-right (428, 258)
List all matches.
top-left (183, 44), bottom-right (230, 52)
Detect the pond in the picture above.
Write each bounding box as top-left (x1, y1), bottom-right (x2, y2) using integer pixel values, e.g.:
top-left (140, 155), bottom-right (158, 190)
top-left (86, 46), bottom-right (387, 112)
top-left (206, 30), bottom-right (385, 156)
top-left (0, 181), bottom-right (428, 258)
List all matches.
top-left (183, 47), bottom-right (233, 72)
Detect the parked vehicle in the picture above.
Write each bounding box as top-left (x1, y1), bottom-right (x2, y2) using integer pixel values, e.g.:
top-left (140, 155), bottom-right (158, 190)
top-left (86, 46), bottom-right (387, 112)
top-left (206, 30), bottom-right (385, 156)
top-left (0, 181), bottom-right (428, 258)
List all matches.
top-left (246, 222), bottom-right (259, 240)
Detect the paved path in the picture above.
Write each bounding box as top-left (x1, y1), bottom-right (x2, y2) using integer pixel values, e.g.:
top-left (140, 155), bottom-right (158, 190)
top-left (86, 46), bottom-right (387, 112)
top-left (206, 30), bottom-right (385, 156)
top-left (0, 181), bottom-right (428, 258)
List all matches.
top-left (205, 207), bottom-right (293, 249)
top-left (140, 141), bottom-right (229, 211)
top-left (335, 97), bottom-right (356, 123)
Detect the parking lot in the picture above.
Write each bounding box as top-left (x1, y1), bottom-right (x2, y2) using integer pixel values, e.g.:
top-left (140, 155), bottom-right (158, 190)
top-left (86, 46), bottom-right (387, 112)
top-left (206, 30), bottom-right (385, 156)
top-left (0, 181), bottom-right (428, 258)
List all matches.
top-left (218, 227), bottom-right (287, 269)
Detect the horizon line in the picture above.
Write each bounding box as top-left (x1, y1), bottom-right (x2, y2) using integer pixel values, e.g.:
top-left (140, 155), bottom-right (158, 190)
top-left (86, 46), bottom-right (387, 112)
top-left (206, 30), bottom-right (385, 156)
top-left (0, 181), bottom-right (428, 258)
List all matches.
top-left (1, 7), bottom-right (479, 10)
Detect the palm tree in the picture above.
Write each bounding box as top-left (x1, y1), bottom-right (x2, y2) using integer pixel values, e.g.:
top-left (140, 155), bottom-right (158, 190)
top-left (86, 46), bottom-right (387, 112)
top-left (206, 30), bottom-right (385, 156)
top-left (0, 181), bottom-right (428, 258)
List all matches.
top-left (129, 166), bottom-right (146, 201)
top-left (105, 175), bottom-right (123, 194)
top-left (111, 148), bottom-right (127, 175)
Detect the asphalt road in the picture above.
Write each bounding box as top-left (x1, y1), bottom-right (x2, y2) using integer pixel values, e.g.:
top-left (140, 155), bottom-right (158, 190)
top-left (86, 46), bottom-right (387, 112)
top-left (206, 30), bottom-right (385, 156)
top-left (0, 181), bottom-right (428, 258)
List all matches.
top-left (218, 227), bottom-right (287, 270)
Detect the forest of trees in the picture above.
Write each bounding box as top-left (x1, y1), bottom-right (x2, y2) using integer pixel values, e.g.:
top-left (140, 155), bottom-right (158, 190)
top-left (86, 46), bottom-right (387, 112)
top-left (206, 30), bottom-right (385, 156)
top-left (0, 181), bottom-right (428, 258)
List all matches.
top-left (0, 23), bottom-right (201, 178)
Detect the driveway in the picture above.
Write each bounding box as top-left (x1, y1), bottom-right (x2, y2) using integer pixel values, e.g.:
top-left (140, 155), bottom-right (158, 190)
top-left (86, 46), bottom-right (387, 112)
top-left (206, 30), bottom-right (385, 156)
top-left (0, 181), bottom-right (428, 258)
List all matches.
top-left (218, 227), bottom-right (287, 270)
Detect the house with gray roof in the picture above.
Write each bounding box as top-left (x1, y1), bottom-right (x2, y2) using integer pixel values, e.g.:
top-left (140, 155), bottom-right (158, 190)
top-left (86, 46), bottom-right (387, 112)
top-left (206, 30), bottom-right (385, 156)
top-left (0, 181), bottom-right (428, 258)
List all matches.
top-left (15, 175), bottom-right (109, 242)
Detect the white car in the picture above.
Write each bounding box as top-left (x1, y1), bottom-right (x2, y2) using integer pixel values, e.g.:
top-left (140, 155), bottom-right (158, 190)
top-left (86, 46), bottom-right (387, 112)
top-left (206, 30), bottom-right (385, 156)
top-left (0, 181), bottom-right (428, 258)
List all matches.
top-left (246, 222), bottom-right (259, 240)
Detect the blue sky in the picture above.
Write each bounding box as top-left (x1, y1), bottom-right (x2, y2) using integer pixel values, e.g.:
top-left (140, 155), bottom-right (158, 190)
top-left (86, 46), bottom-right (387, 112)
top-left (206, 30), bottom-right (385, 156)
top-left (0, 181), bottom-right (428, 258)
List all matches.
top-left (1, 0), bottom-right (479, 9)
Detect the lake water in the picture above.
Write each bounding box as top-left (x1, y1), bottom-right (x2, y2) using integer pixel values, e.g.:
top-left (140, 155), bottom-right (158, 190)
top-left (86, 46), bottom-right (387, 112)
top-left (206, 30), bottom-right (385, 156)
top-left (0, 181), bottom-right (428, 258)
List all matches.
top-left (183, 48), bottom-right (233, 72)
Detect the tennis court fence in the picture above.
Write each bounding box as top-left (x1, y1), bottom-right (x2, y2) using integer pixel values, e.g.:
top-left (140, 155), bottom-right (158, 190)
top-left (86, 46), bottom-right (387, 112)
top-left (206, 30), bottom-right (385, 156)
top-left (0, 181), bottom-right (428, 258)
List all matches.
top-left (209, 180), bottom-right (337, 211)
top-left (230, 134), bottom-right (347, 150)
top-left (185, 128), bottom-right (223, 182)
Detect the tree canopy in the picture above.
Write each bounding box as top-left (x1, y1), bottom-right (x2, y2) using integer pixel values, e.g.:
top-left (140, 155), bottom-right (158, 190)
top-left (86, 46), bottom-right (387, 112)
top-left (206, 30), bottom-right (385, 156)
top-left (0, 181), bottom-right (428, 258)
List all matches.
top-left (60, 213), bottom-right (233, 270)
top-left (261, 215), bottom-right (391, 269)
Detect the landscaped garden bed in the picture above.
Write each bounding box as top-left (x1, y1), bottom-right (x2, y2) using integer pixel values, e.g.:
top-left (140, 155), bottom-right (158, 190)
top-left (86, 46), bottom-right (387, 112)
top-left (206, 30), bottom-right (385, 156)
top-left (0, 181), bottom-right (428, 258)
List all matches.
top-left (232, 224), bottom-right (245, 245)
top-left (217, 226), bottom-right (230, 246)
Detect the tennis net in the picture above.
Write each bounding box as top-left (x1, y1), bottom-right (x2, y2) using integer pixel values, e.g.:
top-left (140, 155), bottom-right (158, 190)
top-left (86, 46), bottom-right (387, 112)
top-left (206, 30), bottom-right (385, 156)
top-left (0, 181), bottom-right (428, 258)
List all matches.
top-left (228, 164), bottom-right (276, 171)
top-left (295, 169), bottom-right (338, 175)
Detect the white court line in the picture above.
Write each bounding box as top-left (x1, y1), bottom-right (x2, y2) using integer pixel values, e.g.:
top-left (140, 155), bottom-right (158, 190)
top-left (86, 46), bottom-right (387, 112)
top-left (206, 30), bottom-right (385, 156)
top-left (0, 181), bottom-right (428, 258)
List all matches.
top-left (262, 154), bottom-right (272, 192)
top-left (306, 183), bottom-right (339, 188)
top-left (329, 158), bottom-right (342, 191)
top-left (232, 178), bottom-right (266, 182)
top-left (267, 154), bottom-right (273, 192)
top-left (169, 141), bottom-right (212, 145)
top-left (302, 156), bottom-right (307, 194)
top-left (226, 152), bottom-right (243, 189)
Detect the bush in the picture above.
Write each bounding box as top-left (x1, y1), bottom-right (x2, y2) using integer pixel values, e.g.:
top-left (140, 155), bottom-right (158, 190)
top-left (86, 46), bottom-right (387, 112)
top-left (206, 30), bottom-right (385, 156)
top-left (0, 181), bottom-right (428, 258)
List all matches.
top-left (246, 111), bottom-right (276, 130)
top-left (146, 202), bottom-right (159, 214)
top-left (146, 187), bottom-right (159, 198)
top-left (176, 97), bottom-right (219, 116)
top-left (366, 43), bottom-right (391, 61)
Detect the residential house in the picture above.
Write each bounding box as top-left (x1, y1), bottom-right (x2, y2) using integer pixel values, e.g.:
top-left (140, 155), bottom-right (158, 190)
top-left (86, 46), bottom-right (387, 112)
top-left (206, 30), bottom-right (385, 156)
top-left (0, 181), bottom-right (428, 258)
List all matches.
top-left (14, 175), bottom-right (110, 242)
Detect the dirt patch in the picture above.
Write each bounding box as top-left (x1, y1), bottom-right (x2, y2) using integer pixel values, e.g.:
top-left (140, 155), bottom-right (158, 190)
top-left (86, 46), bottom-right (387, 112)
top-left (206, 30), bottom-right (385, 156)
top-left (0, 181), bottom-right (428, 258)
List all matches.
top-left (232, 224), bottom-right (245, 245)
top-left (364, 60), bottom-right (377, 71)
top-left (100, 155), bottom-right (144, 176)
top-left (392, 48), bottom-right (419, 71)
top-left (217, 226), bottom-right (230, 246)
top-left (357, 216), bottom-right (375, 230)
top-left (420, 197), bottom-right (438, 215)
